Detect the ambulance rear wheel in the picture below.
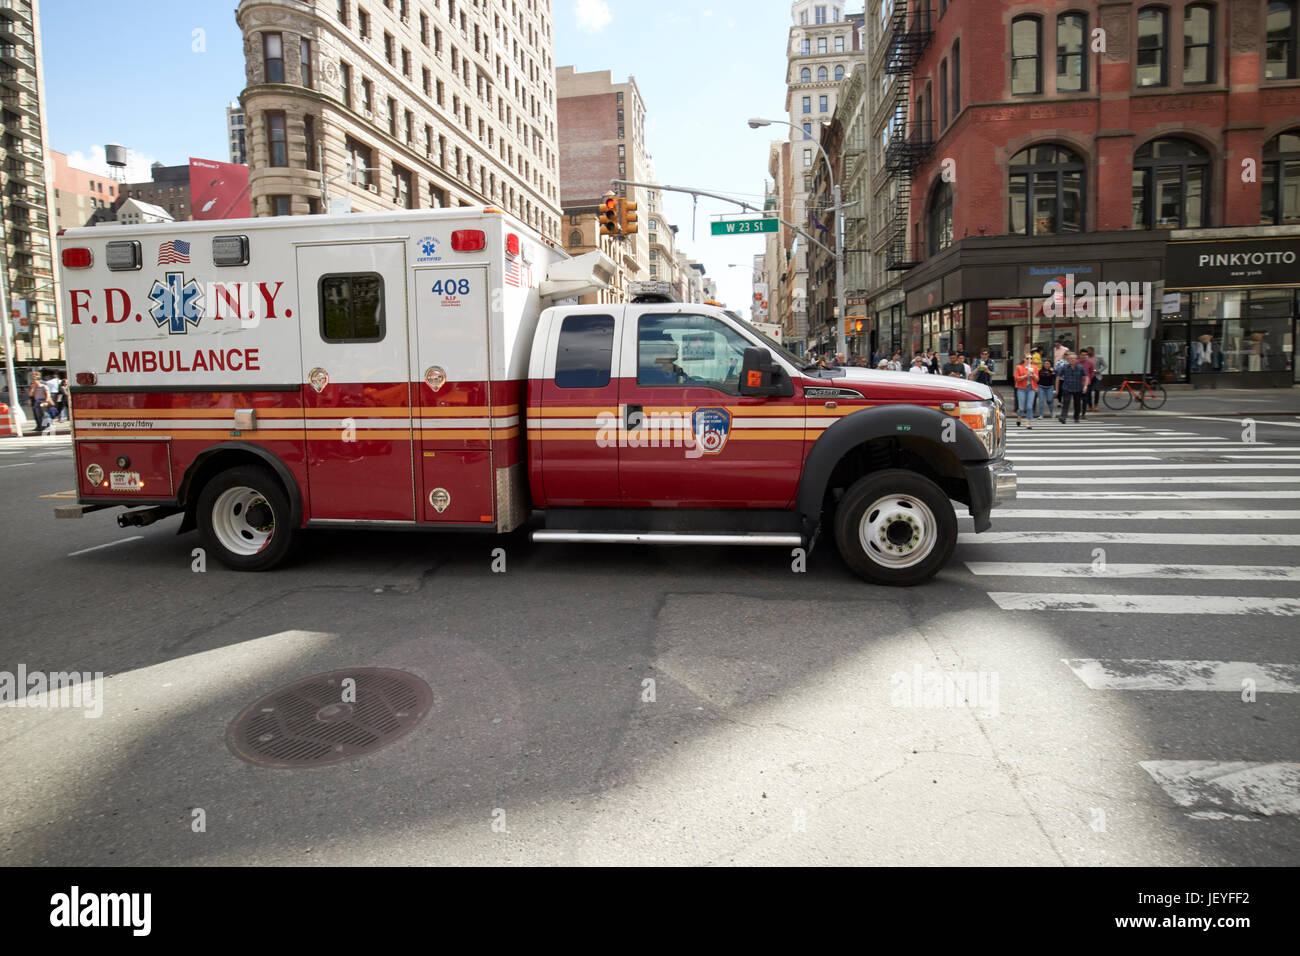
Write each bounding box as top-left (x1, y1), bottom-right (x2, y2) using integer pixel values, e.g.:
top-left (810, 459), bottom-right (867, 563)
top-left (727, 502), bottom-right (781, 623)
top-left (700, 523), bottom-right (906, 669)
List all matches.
top-left (834, 470), bottom-right (956, 587)
top-left (197, 466), bottom-right (295, 571)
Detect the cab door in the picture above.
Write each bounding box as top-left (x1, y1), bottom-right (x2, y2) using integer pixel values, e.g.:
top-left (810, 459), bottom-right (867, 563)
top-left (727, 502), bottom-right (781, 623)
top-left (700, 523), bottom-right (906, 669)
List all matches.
top-left (296, 241), bottom-right (414, 521)
top-left (616, 309), bottom-right (804, 508)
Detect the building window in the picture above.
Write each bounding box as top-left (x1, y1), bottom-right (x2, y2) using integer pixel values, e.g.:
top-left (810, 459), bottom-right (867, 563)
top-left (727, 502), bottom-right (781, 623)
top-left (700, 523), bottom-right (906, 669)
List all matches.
top-left (338, 0), bottom-right (349, 26)
top-left (817, 37), bottom-right (827, 54)
top-left (804, 148), bottom-right (812, 167)
top-left (1011, 16), bottom-right (1041, 94)
top-left (835, 35), bottom-right (844, 52)
top-left (938, 59), bottom-right (948, 128)
top-left (358, 7), bottom-right (369, 39)
top-left (1267, 2), bottom-right (1298, 79)
top-left (1009, 144), bottom-right (1085, 235)
top-left (320, 273), bottom-right (385, 342)
top-left (802, 95), bottom-right (811, 113)
top-left (264, 33), bottom-right (284, 83)
top-left (1132, 138), bottom-right (1210, 229)
top-left (800, 67), bottom-right (811, 82)
top-left (1182, 5), bottom-right (1214, 83)
top-left (393, 163), bottom-right (412, 208)
top-left (1261, 130), bottom-right (1300, 224)
top-left (952, 40), bottom-right (961, 111)
top-left (815, 5), bottom-right (827, 25)
top-left (384, 31), bottom-right (395, 65)
top-left (340, 61), bottom-right (352, 107)
top-left (802, 38), bottom-right (810, 54)
top-left (266, 111), bottom-right (288, 165)
top-left (271, 195), bottom-right (291, 216)
top-left (928, 181), bottom-right (953, 255)
top-left (819, 94), bottom-right (828, 112)
top-left (300, 38), bottom-right (313, 87)
top-left (388, 96), bottom-right (398, 136)
top-left (304, 114), bottom-right (317, 170)
top-left (345, 136), bottom-right (374, 187)
top-left (568, 229), bottom-right (582, 247)
top-left (834, 64), bottom-right (844, 81)
top-left (402, 47), bottom-right (411, 77)
top-left (803, 122), bottom-right (812, 139)
top-left (361, 77), bottom-right (373, 113)
top-left (1057, 12), bottom-right (1087, 92)
top-left (1136, 6), bottom-right (1168, 87)
top-left (817, 66), bottom-right (827, 81)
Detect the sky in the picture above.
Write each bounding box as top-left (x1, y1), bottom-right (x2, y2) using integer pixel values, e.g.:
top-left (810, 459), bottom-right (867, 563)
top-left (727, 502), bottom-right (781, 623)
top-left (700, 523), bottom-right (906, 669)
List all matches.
top-left (40, 0), bottom-right (810, 313)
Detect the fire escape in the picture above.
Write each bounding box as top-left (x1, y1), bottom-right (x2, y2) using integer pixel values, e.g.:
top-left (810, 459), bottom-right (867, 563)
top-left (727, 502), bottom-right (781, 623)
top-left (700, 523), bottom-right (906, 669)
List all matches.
top-left (882, 1), bottom-right (933, 271)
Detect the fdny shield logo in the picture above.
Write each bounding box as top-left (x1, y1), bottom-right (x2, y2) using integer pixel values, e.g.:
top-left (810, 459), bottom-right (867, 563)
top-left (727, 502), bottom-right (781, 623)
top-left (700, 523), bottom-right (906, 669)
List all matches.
top-left (692, 407), bottom-right (731, 454)
top-left (148, 271), bottom-right (205, 334)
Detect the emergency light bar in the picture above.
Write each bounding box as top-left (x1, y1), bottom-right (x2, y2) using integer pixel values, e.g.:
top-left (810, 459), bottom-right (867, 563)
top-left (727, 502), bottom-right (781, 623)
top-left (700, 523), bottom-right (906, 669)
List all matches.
top-left (105, 240), bottom-right (142, 271)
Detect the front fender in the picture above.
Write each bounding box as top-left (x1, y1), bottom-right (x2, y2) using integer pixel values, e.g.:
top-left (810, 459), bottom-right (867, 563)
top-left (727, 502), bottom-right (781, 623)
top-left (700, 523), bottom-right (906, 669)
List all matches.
top-left (796, 404), bottom-right (986, 527)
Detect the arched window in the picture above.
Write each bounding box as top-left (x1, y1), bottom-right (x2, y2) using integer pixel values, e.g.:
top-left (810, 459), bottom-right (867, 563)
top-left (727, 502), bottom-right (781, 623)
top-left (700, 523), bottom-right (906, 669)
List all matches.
top-left (1262, 130), bottom-right (1300, 224)
top-left (568, 229), bottom-right (582, 247)
top-left (928, 181), bottom-right (953, 255)
top-left (1132, 138), bottom-right (1210, 229)
top-left (1008, 144), bottom-right (1085, 235)
top-left (1136, 6), bottom-right (1168, 87)
top-left (1184, 4), bottom-right (1215, 84)
top-left (817, 66), bottom-right (828, 81)
top-left (1057, 12), bottom-right (1087, 91)
top-left (1011, 15), bottom-right (1042, 94)
top-left (800, 67), bottom-right (811, 82)
top-left (834, 64), bottom-right (844, 81)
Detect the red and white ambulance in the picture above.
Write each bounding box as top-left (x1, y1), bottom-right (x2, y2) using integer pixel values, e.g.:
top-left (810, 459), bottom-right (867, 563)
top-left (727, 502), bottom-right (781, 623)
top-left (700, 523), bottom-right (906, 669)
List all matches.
top-left (56, 207), bottom-right (1015, 585)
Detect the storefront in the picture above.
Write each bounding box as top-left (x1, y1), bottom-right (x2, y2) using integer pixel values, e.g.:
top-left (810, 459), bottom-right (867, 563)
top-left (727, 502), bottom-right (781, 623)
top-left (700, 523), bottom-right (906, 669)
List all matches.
top-left (902, 232), bottom-right (1167, 386)
top-left (1161, 230), bottom-right (1298, 388)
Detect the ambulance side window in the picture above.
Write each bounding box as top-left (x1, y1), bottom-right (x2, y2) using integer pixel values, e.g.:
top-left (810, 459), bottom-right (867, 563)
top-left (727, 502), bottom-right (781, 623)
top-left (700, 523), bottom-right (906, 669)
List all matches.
top-left (320, 272), bottom-right (385, 343)
top-left (554, 314), bottom-right (614, 388)
top-left (637, 314), bottom-right (749, 394)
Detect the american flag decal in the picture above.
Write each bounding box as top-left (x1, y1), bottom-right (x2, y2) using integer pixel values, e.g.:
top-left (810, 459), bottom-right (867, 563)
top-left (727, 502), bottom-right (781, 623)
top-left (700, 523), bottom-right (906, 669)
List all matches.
top-left (158, 239), bottom-right (191, 265)
top-left (504, 253), bottom-right (532, 288)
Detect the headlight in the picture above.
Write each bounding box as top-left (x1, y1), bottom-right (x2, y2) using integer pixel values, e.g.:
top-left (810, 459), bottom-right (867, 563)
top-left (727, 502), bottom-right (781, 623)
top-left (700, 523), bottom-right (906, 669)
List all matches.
top-left (959, 400), bottom-right (998, 458)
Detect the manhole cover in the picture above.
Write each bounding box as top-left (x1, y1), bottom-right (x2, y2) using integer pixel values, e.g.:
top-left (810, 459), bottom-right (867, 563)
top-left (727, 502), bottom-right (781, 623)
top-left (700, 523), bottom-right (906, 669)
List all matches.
top-left (227, 668), bottom-right (433, 768)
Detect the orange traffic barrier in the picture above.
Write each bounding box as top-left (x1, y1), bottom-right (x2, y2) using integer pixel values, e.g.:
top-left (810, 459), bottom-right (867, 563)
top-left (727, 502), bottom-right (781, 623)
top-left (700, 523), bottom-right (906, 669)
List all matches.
top-left (0, 403), bottom-right (13, 436)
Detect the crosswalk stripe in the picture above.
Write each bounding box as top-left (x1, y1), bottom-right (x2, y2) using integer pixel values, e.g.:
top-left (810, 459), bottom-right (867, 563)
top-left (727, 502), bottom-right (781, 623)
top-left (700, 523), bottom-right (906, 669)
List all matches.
top-left (970, 509), bottom-right (1300, 520)
top-left (1015, 463), bottom-right (1300, 471)
top-left (1020, 476), bottom-right (1300, 484)
top-left (1012, 455), bottom-right (1163, 461)
top-left (1139, 761), bottom-right (1300, 820)
top-left (967, 562), bottom-right (1300, 580)
top-left (962, 531), bottom-right (1300, 545)
top-left (1062, 659), bottom-right (1300, 692)
top-left (987, 592), bottom-right (1300, 615)
top-left (1005, 443), bottom-right (1285, 450)
top-left (1176, 416), bottom-right (1300, 429)
top-left (1015, 490), bottom-right (1300, 499)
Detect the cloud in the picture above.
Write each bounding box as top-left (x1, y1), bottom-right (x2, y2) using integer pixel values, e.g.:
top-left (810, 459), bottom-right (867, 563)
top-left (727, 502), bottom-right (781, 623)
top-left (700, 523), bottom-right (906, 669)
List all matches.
top-left (574, 0), bottom-right (612, 33)
top-left (65, 144), bottom-right (158, 183)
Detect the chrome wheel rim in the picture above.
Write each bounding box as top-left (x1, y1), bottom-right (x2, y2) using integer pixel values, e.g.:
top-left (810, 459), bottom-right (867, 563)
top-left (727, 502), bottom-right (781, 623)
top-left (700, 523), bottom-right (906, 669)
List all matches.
top-left (859, 494), bottom-right (938, 569)
top-left (212, 486), bottom-right (275, 556)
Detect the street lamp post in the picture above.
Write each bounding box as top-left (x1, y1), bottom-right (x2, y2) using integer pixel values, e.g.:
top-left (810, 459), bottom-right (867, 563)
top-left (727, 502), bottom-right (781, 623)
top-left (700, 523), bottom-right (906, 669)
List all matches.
top-left (748, 117), bottom-right (846, 361)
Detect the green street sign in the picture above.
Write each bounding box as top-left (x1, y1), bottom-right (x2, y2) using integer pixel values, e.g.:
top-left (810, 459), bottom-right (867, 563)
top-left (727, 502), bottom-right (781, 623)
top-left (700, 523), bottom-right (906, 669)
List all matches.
top-left (711, 217), bottom-right (779, 236)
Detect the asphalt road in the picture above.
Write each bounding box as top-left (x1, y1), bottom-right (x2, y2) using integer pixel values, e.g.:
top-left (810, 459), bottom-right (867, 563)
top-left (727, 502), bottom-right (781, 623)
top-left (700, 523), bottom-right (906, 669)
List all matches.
top-left (0, 412), bottom-right (1296, 865)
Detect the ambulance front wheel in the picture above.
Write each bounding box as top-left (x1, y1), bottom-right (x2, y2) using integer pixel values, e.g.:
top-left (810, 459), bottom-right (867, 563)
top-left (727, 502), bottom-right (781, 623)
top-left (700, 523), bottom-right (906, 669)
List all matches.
top-left (197, 465), bottom-right (296, 571)
top-left (833, 469), bottom-right (957, 587)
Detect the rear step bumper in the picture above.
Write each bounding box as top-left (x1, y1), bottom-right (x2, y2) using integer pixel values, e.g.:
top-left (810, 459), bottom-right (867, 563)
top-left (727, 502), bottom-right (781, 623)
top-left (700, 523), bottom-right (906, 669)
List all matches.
top-left (532, 530), bottom-right (803, 547)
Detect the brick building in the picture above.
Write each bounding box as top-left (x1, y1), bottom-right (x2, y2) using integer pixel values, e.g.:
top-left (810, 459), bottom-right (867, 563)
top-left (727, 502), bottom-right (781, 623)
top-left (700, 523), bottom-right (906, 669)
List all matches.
top-left (113, 162), bottom-right (192, 221)
top-left (49, 149), bottom-right (117, 231)
top-left (882, 0), bottom-right (1300, 387)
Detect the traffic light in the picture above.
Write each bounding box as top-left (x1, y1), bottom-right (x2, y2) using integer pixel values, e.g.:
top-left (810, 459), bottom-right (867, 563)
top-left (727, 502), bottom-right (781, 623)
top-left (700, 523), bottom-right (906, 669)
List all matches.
top-left (619, 198), bottom-right (638, 235)
top-left (599, 196), bottom-right (619, 237)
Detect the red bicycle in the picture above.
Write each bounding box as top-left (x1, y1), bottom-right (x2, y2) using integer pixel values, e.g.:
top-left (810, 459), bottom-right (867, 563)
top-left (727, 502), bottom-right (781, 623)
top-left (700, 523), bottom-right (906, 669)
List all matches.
top-left (1102, 375), bottom-right (1167, 410)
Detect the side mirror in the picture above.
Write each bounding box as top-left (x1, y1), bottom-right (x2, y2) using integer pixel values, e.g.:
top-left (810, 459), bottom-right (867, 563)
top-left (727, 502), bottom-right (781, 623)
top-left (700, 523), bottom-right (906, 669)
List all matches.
top-left (739, 347), bottom-right (794, 398)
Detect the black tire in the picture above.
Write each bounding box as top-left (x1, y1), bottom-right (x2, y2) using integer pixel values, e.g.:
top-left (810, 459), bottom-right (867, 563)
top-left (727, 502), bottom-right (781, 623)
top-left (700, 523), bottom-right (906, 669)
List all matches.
top-left (1102, 384), bottom-right (1132, 410)
top-left (1139, 381), bottom-right (1167, 410)
top-left (196, 465), bottom-right (296, 571)
top-left (833, 469), bottom-right (958, 586)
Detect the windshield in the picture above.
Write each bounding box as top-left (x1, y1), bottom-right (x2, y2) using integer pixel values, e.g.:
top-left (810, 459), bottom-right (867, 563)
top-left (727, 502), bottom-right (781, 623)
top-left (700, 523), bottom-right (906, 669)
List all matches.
top-left (724, 311), bottom-right (808, 369)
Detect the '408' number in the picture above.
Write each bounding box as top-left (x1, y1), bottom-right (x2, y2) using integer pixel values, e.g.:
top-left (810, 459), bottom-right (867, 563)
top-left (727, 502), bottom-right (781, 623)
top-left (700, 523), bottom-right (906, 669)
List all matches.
top-left (432, 279), bottom-right (471, 295)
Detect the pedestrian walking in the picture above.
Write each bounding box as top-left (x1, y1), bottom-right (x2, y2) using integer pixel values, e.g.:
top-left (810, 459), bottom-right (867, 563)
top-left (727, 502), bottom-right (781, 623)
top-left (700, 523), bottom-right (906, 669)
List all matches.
top-left (972, 348), bottom-right (994, 386)
top-left (1036, 357), bottom-right (1056, 419)
top-left (1086, 348), bottom-right (1106, 410)
top-left (890, 350), bottom-right (903, 372)
top-left (1077, 349), bottom-right (1095, 419)
top-left (28, 373), bottom-right (53, 433)
top-left (1057, 352), bottom-right (1087, 423)
top-left (942, 351), bottom-right (966, 378)
top-left (1013, 353), bottom-right (1038, 428)
top-left (909, 354), bottom-right (927, 373)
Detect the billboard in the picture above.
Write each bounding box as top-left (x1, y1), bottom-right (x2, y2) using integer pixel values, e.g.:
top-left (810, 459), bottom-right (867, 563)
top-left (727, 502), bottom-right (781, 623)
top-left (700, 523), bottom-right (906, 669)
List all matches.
top-left (189, 157), bottom-right (251, 220)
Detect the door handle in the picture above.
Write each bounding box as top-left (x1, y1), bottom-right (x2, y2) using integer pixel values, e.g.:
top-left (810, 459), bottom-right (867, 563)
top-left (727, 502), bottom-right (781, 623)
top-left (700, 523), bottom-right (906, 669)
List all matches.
top-left (625, 404), bottom-right (643, 430)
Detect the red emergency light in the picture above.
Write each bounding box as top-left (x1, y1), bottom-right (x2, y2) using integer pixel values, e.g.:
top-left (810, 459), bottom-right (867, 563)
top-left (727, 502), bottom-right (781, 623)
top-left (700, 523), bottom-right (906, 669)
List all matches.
top-left (61, 248), bottom-right (92, 269)
top-left (506, 232), bottom-right (520, 256)
top-left (451, 229), bottom-right (486, 252)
